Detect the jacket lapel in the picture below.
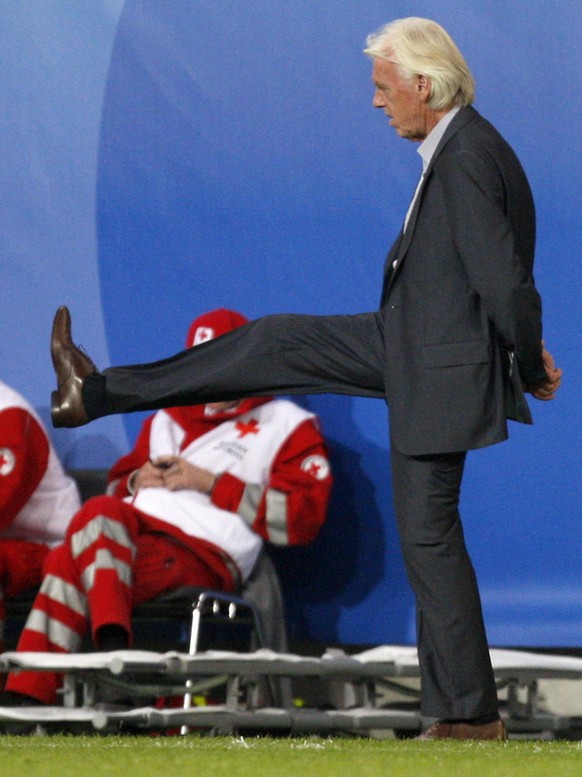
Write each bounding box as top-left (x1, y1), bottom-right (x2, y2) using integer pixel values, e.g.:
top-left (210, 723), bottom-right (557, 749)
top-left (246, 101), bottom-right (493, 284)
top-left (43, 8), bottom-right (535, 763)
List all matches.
top-left (383, 106), bottom-right (479, 296)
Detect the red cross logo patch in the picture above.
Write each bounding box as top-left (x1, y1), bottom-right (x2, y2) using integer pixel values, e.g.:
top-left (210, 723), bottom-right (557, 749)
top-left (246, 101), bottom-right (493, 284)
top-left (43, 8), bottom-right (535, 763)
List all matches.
top-left (0, 447), bottom-right (16, 476)
top-left (235, 418), bottom-right (260, 438)
top-left (300, 455), bottom-right (330, 481)
top-left (193, 326), bottom-right (215, 346)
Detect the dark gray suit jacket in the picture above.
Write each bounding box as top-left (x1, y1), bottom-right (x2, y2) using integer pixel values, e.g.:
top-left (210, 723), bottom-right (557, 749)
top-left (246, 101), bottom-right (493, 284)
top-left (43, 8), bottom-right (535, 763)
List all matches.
top-left (380, 106), bottom-right (547, 456)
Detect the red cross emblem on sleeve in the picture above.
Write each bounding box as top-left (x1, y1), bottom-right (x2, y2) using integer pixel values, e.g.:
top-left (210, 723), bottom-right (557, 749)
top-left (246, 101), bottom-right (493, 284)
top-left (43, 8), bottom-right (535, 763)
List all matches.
top-left (0, 448), bottom-right (16, 476)
top-left (300, 455), bottom-right (330, 481)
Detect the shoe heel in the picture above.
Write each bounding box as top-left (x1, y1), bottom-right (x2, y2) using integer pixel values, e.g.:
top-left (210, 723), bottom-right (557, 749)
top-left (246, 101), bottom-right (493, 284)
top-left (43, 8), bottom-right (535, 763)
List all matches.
top-left (50, 391), bottom-right (64, 428)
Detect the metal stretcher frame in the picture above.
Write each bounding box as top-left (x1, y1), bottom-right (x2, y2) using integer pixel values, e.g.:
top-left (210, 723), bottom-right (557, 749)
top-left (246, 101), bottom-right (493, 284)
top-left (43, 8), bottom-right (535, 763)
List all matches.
top-left (2, 646), bottom-right (582, 737)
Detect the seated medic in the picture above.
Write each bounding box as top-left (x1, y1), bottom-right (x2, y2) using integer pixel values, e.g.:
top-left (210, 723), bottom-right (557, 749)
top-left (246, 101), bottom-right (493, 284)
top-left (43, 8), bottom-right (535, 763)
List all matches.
top-left (0, 379), bottom-right (80, 654)
top-left (3, 308), bottom-right (332, 707)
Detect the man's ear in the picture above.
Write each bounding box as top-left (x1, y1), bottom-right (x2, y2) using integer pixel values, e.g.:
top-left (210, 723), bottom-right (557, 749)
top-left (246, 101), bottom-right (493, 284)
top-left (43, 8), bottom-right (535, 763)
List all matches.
top-left (417, 75), bottom-right (431, 101)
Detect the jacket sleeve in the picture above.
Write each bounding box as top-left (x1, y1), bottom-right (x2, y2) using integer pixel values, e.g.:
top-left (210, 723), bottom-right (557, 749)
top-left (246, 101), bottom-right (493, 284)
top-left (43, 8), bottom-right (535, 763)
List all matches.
top-left (0, 407), bottom-right (49, 529)
top-left (211, 418), bottom-right (332, 545)
top-left (107, 415), bottom-right (156, 497)
top-left (437, 147), bottom-right (546, 388)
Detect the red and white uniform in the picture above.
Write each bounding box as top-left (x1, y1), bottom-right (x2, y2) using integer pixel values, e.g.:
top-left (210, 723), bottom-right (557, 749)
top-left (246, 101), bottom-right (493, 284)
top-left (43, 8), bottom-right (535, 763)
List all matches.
top-left (6, 396), bottom-right (332, 703)
top-left (115, 398), bottom-right (332, 572)
top-left (0, 380), bottom-right (80, 650)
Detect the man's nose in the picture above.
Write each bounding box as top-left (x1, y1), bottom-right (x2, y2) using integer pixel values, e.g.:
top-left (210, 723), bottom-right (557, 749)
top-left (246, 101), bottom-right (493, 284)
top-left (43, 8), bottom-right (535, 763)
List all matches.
top-left (372, 89), bottom-right (385, 108)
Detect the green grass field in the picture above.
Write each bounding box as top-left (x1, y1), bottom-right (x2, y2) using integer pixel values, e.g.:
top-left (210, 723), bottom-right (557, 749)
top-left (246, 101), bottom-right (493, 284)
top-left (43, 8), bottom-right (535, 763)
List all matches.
top-left (1, 735), bottom-right (582, 777)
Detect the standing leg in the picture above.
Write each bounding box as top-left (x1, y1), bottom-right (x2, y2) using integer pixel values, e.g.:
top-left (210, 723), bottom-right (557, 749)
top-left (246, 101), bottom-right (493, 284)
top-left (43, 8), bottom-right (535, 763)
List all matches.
top-left (390, 445), bottom-right (498, 720)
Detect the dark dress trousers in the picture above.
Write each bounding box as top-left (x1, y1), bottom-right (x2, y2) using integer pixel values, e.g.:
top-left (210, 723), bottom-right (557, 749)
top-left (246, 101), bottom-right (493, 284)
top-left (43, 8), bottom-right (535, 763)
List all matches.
top-left (102, 106), bottom-right (547, 719)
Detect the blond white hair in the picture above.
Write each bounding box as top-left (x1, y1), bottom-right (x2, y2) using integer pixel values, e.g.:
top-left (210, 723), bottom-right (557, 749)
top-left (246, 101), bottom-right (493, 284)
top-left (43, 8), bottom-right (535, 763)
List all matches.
top-left (364, 17), bottom-right (475, 110)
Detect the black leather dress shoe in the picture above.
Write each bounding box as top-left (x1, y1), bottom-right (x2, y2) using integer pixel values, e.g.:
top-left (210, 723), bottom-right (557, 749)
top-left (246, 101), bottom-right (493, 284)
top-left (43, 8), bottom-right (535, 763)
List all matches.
top-left (50, 305), bottom-right (99, 428)
top-left (416, 718), bottom-right (507, 741)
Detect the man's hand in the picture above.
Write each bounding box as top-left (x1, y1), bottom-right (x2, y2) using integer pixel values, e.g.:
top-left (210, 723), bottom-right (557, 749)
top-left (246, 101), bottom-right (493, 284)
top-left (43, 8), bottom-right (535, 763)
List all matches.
top-left (132, 459), bottom-right (168, 490)
top-left (152, 455), bottom-right (217, 494)
top-left (528, 345), bottom-right (562, 401)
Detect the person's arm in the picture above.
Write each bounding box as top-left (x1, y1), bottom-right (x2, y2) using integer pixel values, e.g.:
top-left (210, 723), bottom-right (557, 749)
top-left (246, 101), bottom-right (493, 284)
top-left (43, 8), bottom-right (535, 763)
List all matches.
top-left (144, 415), bottom-right (333, 545)
top-left (438, 147), bottom-right (551, 390)
top-left (155, 420), bottom-right (332, 545)
top-left (0, 407), bottom-right (49, 530)
top-left (210, 418), bottom-right (333, 546)
top-left (107, 414), bottom-right (158, 496)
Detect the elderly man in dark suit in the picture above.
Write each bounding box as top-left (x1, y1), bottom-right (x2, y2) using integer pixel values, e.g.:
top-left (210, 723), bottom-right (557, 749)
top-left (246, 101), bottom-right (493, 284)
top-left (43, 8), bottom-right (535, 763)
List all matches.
top-left (50, 18), bottom-right (561, 740)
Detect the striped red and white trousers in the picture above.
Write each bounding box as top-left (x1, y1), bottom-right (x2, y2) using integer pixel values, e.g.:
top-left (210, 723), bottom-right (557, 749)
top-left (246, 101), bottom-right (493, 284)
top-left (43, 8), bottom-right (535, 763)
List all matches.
top-left (5, 495), bottom-right (230, 704)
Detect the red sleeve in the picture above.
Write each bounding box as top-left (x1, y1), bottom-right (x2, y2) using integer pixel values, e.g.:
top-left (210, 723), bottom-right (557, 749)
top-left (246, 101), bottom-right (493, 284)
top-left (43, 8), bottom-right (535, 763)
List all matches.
top-left (211, 417), bottom-right (332, 546)
top-left (107, 415), bottom-right (156, 497)
top-left (0, 407), bottom-right (49, 530)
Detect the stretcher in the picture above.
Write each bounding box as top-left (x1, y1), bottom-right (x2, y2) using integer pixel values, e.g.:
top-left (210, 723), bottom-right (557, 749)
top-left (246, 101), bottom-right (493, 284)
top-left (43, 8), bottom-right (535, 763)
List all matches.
top-left (2, 645), bottom-right (582, 738)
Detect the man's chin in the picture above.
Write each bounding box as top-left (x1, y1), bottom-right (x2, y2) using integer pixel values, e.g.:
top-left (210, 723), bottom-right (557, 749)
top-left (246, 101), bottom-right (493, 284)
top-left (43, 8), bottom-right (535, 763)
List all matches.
top-left (394, 128), bottom-right (424, 142)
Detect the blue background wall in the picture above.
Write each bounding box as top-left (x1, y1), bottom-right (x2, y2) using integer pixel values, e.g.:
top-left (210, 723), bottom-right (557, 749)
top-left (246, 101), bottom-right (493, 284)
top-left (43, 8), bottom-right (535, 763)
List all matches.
top-left (1, 1), bottom-right (580, 647)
